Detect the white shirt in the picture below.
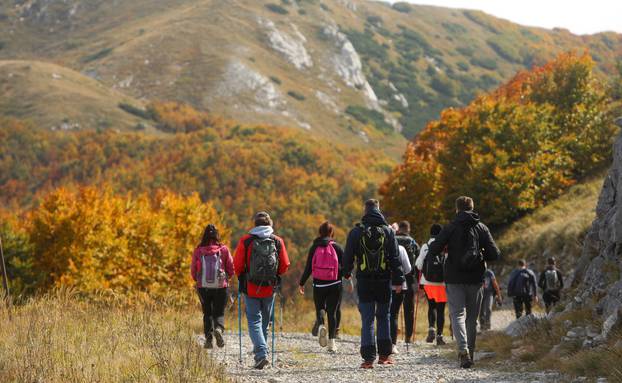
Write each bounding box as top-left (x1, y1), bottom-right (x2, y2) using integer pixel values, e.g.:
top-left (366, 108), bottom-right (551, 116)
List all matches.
top-left (392, 245), bottom-right (412, 290)
top-left (415, 238), bottom-right (445, 287)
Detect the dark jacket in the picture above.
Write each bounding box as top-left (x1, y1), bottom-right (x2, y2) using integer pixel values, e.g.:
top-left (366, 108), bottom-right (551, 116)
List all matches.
top-left (299, 237), bottom-right (344, 287)
top-left (538, 266), bottom-right (564, 292)
top-left (395, 232), bottom-right (420, 282)
top-left (343, 208), bottom-right (405, 287)
top-left (428, 210), bottom-right (500, 285)
top-left (508, 268), bottom-right (538, 297)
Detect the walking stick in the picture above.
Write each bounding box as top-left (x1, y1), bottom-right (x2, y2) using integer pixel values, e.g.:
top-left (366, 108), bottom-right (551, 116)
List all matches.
top-left (238, 288), bottom-right (243, 364)
top-left (279, 292), bottom-right (284, 336)
top-left (413, 271), bottom-right (421, 341)
top-left (0, 235), bottom-right (12, 317)
top-left (270, 292), bottom-right (277, 367)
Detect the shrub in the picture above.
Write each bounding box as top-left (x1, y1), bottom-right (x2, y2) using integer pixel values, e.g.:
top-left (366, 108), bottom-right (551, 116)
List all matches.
top-left (81, 47), bottom-right (113, 63)
top-left (118, 102), bottom-right (153, 120)
top-left (270, 76), bottom-right (282, 85)
top-left (442, 22), bottom-right (467, 35)
top-left (487, 36), bottom-right (522, 63)
top-left (265, 3), bottom-right (288, 14)
top-left (345, 105), bottom-right (393, 133)
top-left (367, 15), bottom-right (383, 26)
top-left (456, 45), bottom-right (475, 57)
top-left (430, 75), bottom-right (457, 97)
top-left (392, 2), bottom-right (412, 13)
top-left (287, 90), bottom-right (305, 101)
top-left (470, 56), bottom-right (498, 70)
top-left (457, 61), bottom-right (470, 72)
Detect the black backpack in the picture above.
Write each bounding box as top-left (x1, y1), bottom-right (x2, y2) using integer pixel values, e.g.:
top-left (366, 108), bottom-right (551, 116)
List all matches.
top-left (396, 235), bottom-right (418, 269)
top-left (245, 235), bottom-right (279, 286)
top-left (358, 225), bottom-right (387, 274)
top-left (458, 224), bottom-right (483, 272)
top-left (422, 244), bottom-right (445, 283)
top-left (510, 269), bottom-right (532, 297)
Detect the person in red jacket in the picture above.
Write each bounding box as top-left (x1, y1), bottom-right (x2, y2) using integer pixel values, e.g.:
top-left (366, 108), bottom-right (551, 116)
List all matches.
top-left (234, 211), bottom-right (290, 369)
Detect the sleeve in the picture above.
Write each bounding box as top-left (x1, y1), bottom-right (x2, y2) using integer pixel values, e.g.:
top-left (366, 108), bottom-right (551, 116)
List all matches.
top-left (538, 271), bottom-right (545, 290)
top-left (343, 228), bottom-right (358, 278)
top-left (428, 225), bottom-right (452, 256)
top-left (415, 243), bottom-right (428, 271)
top-left (222, 246), bottom-right (234, 278)
top-left (299, 244), bottom-right (315, 286)
top-left (531, 272), bottom-right (538, 297)
top-left (400, 246), bottom-right (412, 275)
top-left (233, 239), bottom-right (247, 277)
top-left (277, 237), bottom-right (290, 275)
top-left (191, 249), bottom-right (199, 281)
top-left (386, 229), bottom-right (405, 286)
top-left (507, 270), bottom-right (516, 297)
top-left (480, 224), bottom-right (501, 262)
top-left (413, 239), bottom-right (421, 258)
top-left (558, 270), bottom-right (564, 289)
top-left (334, 243), bottom-right (345, 279)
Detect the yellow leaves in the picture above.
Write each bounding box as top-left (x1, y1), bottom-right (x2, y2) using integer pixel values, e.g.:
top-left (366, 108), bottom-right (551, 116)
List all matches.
top-left (27, 186), bottom-right (228, 297)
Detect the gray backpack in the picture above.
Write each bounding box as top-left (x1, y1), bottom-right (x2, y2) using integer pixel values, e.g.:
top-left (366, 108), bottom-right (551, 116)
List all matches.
top-left (544, 269), bottom-right (561, 292)
top-left (246, 236), bottom-right (279, 286)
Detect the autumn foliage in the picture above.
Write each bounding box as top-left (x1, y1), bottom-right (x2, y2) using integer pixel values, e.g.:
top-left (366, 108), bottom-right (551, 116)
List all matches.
top-left (381, 53), bottom-right (617, 238)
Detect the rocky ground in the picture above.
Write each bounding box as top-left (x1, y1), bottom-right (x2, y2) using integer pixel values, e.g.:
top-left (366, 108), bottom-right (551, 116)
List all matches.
top-left (199, 309), bottom-right (561, 383)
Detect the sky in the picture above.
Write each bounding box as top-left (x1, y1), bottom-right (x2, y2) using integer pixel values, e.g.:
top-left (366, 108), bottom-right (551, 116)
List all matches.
top-left (384, 1), bottom-right (622, 35)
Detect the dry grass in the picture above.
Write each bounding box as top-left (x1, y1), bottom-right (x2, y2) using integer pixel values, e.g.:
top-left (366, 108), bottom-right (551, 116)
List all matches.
top-left (0, 289), bottom-right (228, 383)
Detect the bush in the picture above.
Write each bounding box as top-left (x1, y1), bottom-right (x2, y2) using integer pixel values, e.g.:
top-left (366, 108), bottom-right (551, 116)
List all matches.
top-left (456, 45), bottom-right (475, 57)
top-left (287, 90), bottom-right (305, 101)
top-left (367, 15), bottom-right (382, 26)
top-left (270, 76), bottom-right (282, 85)
top-left (470, 56), bottom-right (498, 70)
top-left (392, 2), bottom-right (411, 13)
top-left (487, 36), bottom-right (522, 63)
top-left (457, 61), bottom-right (470, 72)
top-left (81, 47), bottom-right (113, 63)
top-left (265, 3), bottom-right (288, 14)
top-left (430, 75), bottom-right (457, 97)
top-left (118, 102), bottom-right (153, 120)
top-left (442, 22), bottom-right (467, 35)
top-left (345, 105), bottom-right (393, 133)
top-left (344, 29), bottom-right (387, 60)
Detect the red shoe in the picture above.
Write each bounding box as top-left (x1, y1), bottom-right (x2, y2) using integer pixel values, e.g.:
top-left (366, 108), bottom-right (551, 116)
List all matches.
top-left (360, 360), bottom-right (374, 369)
top-left (378, 355), bottom-right (394, 365)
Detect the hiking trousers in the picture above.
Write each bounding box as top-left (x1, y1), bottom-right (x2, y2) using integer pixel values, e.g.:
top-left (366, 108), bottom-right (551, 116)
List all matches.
top-left (513, 295), bottom-right (533, 318)
top-left (197, 287), bottom-right (227, 341)
top-left (446, 283), bottom-right (483, 355)
top-left (357, 279), bottom-right (392, 361)
top-left (479, 290), bottom-right (495, 330)
top-left (427, 298), bottom-right (446, 335)
top-left (543, 290), bottom-right (560, 313)
top-left (313, 283), bottom-right (342, 339)
top-left (245, 295), bottom-right (274, 362)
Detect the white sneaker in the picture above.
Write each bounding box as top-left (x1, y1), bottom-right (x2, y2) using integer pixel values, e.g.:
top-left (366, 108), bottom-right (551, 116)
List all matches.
top-left (392, 344), bottom-right (399, 354)
top-left (318, 325), bottom-right (328, 347)
top-left (328, 339), bottom-right (336, 353)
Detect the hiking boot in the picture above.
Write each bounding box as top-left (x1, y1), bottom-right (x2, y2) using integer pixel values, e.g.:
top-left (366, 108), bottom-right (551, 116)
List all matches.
top-left (311, 320), bottom-right (320, 337)
top-left (254, 358), bottom-right (269, 370)
top-left (391, 344), bottom-right (399, 355)
top-left (203, 335), bottom-right (213, 349)
top-left (318, 325), bottom-right (328, 347)
top-left (360, 360), bottom-right (374, 369)
top-left (405, 336), bottom-right (412, 344)
top-left (426, 327), bottom-right (436, 343)
top-left (327, 339), bottom-right (336, 353)
top-left (378, 355), bottom-right (395, 365)
top-left (459, 351), bottom-right (473, 369)
top-left (436, 335), bottom-right (446, 345)
top-left (335, 328), bottom-right (341, 339)
top-left (214, 328), bottom-right (225, 348)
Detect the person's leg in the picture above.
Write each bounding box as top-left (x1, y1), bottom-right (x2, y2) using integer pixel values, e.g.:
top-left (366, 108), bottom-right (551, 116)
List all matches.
top-left (436, 301), bottom-right (446, 335)
top-left (335, 287), bottom-right (342, 333)
top-left (524, 296), bottom-right (533, 316)
top-left (325, 284), bottom-right (341, 339)
top-left (403, 278), bottom-right (415, 342)
top-left (513, 297), bottom-right (523, 319)
top-left (480, 291), bottom-right (493, 330)
top-left (245, 296), bottom-right (268, 362)
top-left (428, 298), bottom-right (437, 329)
top-left (313, 287), bottom-right (326, 329)
top-left (213, 288), bottom-right (227, 331)
top-left (389, 290), bottom-right (403, 345)
top-left (197, 288), bottom-right (214, 342)
top-left (465, 284), bottom-right (483, 358)
top-left (358, 300), bottom-right (377, 362)
top-left (376, 298), bottom-right (392, 357)
top-left (260, 296), bottom-right (274, 342)
top-left (446, 284), bottom-right (468, 354)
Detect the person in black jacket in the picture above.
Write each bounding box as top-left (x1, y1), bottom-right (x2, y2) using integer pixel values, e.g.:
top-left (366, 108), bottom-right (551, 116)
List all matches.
top-left (299, 221), bottom-right (345, 353)
top-left (343, 199), bottom-right (405, 369)
top-left (508, 259), bottom-right (538, 318)
top-left (394, 220), bottom-right (420, 345)
top-left (428, 196), bottom-right (500, 369)
top-left (538, 257), bottom-right (564, 313)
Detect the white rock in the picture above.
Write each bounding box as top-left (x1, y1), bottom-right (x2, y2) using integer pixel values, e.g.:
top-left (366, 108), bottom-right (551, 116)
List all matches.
top-left (259, 18), bottom-right (312, 70)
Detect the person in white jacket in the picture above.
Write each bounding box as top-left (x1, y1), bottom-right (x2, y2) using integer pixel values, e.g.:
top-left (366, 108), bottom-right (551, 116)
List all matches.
top-left (415, 223), bottom-right (447, 345)
top-left (389, 223), bottom-right (412, 354)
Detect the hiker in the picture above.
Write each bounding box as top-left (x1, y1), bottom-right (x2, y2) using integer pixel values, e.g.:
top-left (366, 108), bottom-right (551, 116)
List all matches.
top-left (234, 211), bottom-right (290, 369)
top-left (478, 264), bottom-right (503, 331)
top-left (389, 223), bottom-right (412, 353)
top-left (538, 257), bottom-right (564, 314)
top-left (415, 223), bottom-right (447, 346)
top-left (507, 259), bottom-right (538, 319)
top-left (427, 196), bottom-right (500, 369)
top-left (394, 221), bottom-right (420, 346)
top-left (299, 221), bottom-right (345, 353)
top-left (343, 199), bottom-right (405, 369)
top-left (191, 224), bottom-right (235, 349)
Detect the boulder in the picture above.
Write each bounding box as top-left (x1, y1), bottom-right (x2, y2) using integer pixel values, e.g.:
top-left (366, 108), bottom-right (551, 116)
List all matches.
top-left (505, 314), bottom-right (544, 337)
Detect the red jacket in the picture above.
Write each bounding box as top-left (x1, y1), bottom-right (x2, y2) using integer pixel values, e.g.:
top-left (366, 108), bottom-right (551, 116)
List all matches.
top-left (234, 232), bottom-right (290, 298)
top-left (191, 243), bottom-right (234, 288)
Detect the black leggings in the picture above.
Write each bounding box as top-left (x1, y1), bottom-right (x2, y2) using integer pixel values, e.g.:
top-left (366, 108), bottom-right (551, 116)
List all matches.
top-left (197, 287), bottom-right (227, 339)
top-left (313, 283), bottom-right (342, 339)
top-left (513, 295), bottom-right (533, 318)
top-left (427, 298), bottom-right (446, 335)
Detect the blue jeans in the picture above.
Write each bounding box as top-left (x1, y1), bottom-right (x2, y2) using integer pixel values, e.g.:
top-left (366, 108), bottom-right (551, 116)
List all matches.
top-left (245, 295), bottom-right (274, 362)
top-left (357, 279), bottom-right (392, 361)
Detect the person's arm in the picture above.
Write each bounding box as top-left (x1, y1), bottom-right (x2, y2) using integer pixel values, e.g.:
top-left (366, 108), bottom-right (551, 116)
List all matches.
top-left (428, 225), bottom-right (452, 256)
top-left (492, 275), bottom-right (502, 301)
top-left (299, 244), bottom-right (316, 291)
top-left (479, 224), bottom-right (500, 262)
top-left (558, 270), bottom-right (564, 289)
top-left (222, 246), bottom-right (235, 278)
top-left (530, 272), bottom-right (539, 301)
top-left (334, 243), bottom-right (344, 278)
top-left (233, 239), bottom-right (247, 277)
top-left (191, 249), bottom-right (199, 281)
top-left (343, 228), bottom-right (358, 279)
top-left (400, 246), bottom-right (412, 275)
top-left (415, 243), bottom-right (428, 271)
top-left (386, 229), bottom-right (405, 289)
top-left (507, 270), bottom-right (516, 297)
top-left (538, 271), bottom-right (545, 290)
top-left (277, 237), bottom-right (290, 275)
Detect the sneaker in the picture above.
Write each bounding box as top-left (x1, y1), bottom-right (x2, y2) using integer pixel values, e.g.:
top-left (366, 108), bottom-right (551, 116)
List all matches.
top-left (378, 355), bottom-right (395, 365)
top-left (203, 335), bottom-right (213, 349)
top-left (254, 358), bottom-right (270, 370)
top-left (459, 351), bottom-right (473, 369)
top-left (391, 344), bottom-right (399, 355)
top-left (426, 327), bottom-right (436, 343)
top-left (327, 339), bottom-right (336, 353)
top-left (311, 320), bottom-right (320, 337)
top-left (318, 325), bottom-right (328, 347)
top-left (335, 328), bottom-right (341, 339)
top-left (405, 336), bottom-right (412, 344)
top-left (214, 328), bottom-right (225, 348)
top-left (436, 335), bottom-right (446, 346)
top-left (360, 360), bottom-right (374, 369)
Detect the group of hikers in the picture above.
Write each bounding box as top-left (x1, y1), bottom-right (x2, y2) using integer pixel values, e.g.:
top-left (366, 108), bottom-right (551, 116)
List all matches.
top-left (189, 196), bottom-right (564, 370)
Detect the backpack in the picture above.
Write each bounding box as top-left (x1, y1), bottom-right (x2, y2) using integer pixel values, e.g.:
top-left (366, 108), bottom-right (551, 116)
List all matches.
top-left (458, 224), bottom-right (483, 272)
top-left (510, 269), bottom-right (532, 297)
top-left (358, 225), bottom-right (387, 273)
top-left (312, 241), bottom-right (339, 281)
top-left (246, 236), bottom-right (279, 286)
top-left (544, 269), bottom-right (561, 292)
top-left (422, 244), bottom-right (444, 283)
top-left (396, 235), bottom-right (418, 270)
top-left (199, 249), bottom-right (226, 289)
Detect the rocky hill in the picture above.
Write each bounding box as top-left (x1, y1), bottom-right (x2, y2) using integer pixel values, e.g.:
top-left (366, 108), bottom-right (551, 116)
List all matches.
top-left (0, 0), bottom-right (620, 153)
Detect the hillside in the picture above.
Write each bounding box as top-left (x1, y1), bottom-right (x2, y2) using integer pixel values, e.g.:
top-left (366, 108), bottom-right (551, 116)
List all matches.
top-left (0, 0), bottom-right (620, 147)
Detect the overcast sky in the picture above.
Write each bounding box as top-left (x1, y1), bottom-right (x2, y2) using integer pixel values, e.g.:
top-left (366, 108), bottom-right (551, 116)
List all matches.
top-left (382, 1), bottom-right (622, 35)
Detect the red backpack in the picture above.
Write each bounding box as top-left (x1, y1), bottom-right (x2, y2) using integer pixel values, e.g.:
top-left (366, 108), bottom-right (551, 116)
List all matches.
top-left (311, 242), bottom-right (339, 281)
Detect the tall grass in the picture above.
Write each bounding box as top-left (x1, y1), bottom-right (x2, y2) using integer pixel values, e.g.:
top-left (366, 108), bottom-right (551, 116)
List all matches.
top-left (0, 289), bottom-right (227, 383)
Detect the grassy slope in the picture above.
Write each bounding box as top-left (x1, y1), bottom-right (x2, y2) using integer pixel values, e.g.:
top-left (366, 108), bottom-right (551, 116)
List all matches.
top-left (0, 60), bottom-right (153, 132)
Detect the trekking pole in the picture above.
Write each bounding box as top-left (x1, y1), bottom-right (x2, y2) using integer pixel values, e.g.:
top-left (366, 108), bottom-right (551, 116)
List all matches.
top-left (279, 291), bottom-right (284, 336)
top-left (238, 288), bottom-right (242, 365)
top-left (270, 292), bottom-right (277, 367)
top-left (413, 272), bottom-right (421, 342)
top-left (402, 298), bottom-right (408, 353)
top-left (0, 235), bottom-right (11, 316)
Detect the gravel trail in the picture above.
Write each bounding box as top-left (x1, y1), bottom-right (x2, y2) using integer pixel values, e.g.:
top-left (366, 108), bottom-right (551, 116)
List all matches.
top-left (200, 309), bottom-right (558, 383)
